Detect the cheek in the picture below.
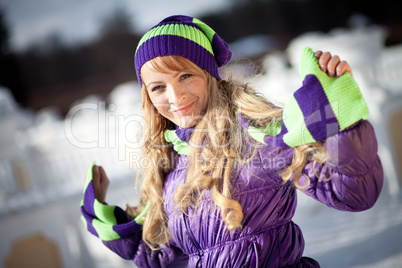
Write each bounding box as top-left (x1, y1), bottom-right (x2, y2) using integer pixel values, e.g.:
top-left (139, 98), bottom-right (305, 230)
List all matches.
top-left (149, 94), bottom-right (166, 108)
top-left (189, 79), bottom-right (208, 102)
top-left (199, 85), bottom-right (209, 109)
top-left (152, 103), bottom-right (169, 116)
top-left (157, 106), bottom-right (170, 116)
top-left (148, 94), bottom-right (163, 114)
top-left (148, 95), bottom-right (168, 116)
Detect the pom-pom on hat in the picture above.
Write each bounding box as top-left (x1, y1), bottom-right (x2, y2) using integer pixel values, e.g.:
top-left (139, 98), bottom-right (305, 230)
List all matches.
top-left (134, 15), bottom-right (232, 85)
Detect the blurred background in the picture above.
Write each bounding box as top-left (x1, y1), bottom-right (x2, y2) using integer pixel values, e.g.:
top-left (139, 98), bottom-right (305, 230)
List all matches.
top-left (0, 0), bottom-right (401, 267)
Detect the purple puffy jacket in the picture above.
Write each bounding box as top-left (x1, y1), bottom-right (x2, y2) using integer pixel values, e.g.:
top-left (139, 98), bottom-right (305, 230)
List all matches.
top-left (100, 119), bottom-right (383, 267)
top-left (83, 48), bottom-right (383, 267)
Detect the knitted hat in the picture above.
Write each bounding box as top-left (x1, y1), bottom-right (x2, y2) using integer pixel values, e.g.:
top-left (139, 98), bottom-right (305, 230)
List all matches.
top-left (134, 15), bottom-right (232, 85)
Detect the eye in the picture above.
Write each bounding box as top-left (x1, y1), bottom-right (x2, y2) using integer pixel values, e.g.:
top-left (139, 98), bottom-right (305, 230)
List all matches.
top-left (180, 73), bottom-right (192, 81)
top-left (151, 85), bottom-right (165, 92)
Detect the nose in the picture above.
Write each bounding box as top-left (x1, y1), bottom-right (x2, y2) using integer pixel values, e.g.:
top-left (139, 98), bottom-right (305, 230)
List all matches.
top-left (167, 85), bottom-right (185, 104)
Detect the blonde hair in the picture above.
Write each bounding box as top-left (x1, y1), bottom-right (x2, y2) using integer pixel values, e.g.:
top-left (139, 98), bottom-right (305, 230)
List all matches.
top-left (127, 55), bottom-right (329, 249)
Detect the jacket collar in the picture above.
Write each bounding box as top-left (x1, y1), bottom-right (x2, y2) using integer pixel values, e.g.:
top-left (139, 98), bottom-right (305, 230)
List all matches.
top-left (164, 125), bottom-right (194, 155)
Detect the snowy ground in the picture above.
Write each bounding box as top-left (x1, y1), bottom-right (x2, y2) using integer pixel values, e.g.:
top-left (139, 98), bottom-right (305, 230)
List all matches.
top-left (294, 186), bottom-right (402, 268)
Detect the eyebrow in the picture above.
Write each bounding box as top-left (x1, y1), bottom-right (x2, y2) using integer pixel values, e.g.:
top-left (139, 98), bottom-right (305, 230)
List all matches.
top-left (146, 81), bottom-right (162, 88)
top-left (145, 71), bottom-right (183, 89)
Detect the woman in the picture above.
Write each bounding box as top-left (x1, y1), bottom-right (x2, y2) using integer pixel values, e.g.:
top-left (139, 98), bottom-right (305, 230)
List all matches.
top-left (81, 15), bottom-right (383, 267)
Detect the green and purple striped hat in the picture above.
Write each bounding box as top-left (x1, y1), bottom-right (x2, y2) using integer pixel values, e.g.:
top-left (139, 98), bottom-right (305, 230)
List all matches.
top-left (134, 15), bottom-right (232, 85)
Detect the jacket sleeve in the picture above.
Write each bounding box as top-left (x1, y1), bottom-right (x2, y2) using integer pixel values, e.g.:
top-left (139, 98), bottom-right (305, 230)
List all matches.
top-left (298, 120), bottom-right (383, 211)
top-left (80, 164), bottom-right (188, 267)
top-left (100, 218), bottom-right (189, 268)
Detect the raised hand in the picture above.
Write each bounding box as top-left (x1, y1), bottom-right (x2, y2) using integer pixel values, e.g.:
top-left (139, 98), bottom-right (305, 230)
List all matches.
top-left (314, 50), bottom-right (353, 77)
top-left (92, 165), bottom-right (110, 204)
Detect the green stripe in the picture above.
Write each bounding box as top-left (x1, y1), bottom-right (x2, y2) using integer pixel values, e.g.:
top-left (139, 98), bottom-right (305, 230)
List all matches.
top-left (80, 215), bottom-right (88, 231)
top-left (247, 121), bottom-right (281, 144)
top-left (81, 160), bottom-right (121, 241)
top-left (136, 24), bottom-right (214, 55)
top-left (299, 47), bottom-right (369, 130)
top-left (283, 96), bottom-right (315, 146)
top-left (192, 18), bottom-right (215, 41)
top-left (92, 199), bottom-right (120, 241)
top-left (92, 219), bottom-right (121, 241)
top-left (83, 161), bottom-right (95, 194)
top-left (248, 126), bottom-right (267, 144)
top-left (134, 202), bottom-right (152, 225)
top-left (94, 199), bottom-right (118, 225)
top-left (164, 129), bottom-right (190, 155)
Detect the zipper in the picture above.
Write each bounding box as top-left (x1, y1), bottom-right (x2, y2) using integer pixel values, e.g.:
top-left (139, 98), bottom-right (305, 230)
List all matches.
top-left (252, 241), bottom-right (259, 268)
top-left (248, 241), bottom-right (259, 268)
top-left (183, 213), bottom-right (203, 267)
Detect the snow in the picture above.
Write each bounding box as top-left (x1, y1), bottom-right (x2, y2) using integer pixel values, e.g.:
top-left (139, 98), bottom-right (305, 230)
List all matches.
top-left (294, 190), bottom-right (402, 267)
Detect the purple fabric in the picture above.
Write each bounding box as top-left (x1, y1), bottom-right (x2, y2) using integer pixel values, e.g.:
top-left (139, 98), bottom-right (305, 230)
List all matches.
top-left (80, 206), bottom-right (98, 237)
top-left (237, 74), bottom-right (339, 148)
top-left (111, 207), bottom-right (143, 237)
top-left (159, 15), bottom-right (194, 25)
top-left (175, 125), bottom-right (194, 142)
top-left (211, 32), bottom-right (232, 67)
top-left (96, 120), bottom-right (382, 267)
top-left (134, 15), bottom-right (232, 85)
top-left (81, 180), bottom-right (143, 240)
top-left (236, 108), bottom-right (288, 147)
top-left (301, 121), bottom-right (383, 211)
top-left (81, 181), bottom-right (98, 237)
top-left (135, 35), bottom-right (220, 85)
top-left (294, 75), bottom-right (339, 140)
top-left (263, 122), bottom-right (289, 147)
top-left (83, 181), bottom-right (96, 216)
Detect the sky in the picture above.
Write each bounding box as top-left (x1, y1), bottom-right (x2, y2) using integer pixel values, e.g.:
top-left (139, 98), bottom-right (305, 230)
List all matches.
top-left (0, 0), bottom-right (231, 51)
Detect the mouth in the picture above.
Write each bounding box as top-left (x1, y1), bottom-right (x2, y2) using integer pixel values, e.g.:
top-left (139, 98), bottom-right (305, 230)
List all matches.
top-left (173, 101), bottom-right (195, 114)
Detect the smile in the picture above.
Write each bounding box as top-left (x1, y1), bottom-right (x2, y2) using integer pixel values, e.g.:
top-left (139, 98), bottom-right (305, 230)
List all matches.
top-left (173, 102), bottom-right (195, 114)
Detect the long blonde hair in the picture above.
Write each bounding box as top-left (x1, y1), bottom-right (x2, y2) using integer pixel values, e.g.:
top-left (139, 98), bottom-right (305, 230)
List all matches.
top-left (127, 55), bottom-right (328, 249)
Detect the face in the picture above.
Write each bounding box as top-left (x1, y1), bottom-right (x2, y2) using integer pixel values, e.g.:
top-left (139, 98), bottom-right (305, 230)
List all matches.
top-left (141, 59), bottom-right (209, 128)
